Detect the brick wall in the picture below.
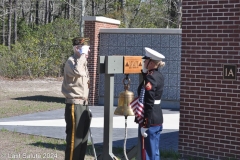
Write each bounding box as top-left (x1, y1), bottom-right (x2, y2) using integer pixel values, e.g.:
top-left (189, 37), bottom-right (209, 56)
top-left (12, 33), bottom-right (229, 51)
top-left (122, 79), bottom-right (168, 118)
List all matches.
top-left (179, 1), bottom-right (240, 159)
top-left (84, 17), bottom-right (119, 105)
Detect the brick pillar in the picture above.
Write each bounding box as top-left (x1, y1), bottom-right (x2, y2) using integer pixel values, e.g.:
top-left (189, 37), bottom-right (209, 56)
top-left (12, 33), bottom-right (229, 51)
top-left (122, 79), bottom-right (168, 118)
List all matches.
top-left (179, 1), bottom-right (240, 159)
top-left (83, 16), bottom-right (120, 105)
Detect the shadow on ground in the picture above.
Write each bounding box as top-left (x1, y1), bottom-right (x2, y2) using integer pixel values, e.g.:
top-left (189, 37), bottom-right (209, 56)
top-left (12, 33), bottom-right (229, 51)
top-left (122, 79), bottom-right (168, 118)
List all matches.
top-left (30, 142), bottom-right (66, 151)
top-left (29, 142), bottom-right (102, 157)
top-left (104, 131), bottom-right (178, 151)
top-left (13, 95), bottom-right (65, 103)
top-left (29, 131), bottom-right (178, 152)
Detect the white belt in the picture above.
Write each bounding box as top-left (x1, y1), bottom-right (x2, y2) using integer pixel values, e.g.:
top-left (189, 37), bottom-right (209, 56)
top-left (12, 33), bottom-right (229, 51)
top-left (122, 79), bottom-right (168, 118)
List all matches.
top-left (154, 100), bottom-right (161, 104)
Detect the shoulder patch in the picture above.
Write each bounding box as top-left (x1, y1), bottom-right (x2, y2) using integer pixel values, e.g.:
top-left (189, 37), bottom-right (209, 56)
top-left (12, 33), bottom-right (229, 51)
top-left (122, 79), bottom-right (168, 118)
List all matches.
top-left (145, 82), bottom-right (152, 91)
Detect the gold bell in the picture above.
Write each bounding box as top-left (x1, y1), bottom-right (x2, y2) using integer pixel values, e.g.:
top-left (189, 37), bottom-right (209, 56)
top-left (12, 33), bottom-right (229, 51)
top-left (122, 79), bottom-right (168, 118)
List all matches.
top-left (114, 78), bottom-right (135, 116)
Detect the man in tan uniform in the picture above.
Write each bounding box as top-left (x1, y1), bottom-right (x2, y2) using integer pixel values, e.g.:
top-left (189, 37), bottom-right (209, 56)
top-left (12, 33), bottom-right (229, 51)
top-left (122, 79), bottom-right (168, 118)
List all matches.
top-left (62, 37), bottom-right (91, 160)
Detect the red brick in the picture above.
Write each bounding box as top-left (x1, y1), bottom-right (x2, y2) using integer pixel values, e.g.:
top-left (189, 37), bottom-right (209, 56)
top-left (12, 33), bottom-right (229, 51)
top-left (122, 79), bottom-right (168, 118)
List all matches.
top-left (85, 20), bottom-right (119, 104)
top-left (180, 0), bottom-right (240, 157)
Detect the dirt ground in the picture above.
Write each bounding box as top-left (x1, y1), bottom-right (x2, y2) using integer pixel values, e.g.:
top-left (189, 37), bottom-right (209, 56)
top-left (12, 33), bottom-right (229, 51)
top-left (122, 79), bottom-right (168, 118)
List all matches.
top-left (0, 76), bottom-right (63, 98)
top-left (0, 77), bottom-right (64, 118)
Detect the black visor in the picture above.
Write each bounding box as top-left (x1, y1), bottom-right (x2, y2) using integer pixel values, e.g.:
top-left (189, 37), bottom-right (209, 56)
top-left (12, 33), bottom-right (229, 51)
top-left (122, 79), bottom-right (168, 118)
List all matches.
top-left (142, 56), bottom-right (150, 59)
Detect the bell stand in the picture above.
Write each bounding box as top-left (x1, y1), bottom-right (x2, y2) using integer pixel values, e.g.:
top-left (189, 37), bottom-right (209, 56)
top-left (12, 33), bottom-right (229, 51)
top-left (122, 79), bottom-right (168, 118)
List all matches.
top-left (97, 56), bottom-right (143, 160)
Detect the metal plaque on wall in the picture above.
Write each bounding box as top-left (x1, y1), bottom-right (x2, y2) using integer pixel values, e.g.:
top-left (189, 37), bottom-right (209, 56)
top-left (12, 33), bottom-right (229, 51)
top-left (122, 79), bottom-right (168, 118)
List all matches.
top-left (223, 64), bottom-right (237, 80)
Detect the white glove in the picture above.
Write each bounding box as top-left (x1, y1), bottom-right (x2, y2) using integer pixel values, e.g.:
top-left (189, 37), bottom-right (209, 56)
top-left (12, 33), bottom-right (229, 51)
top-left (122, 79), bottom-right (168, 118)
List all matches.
top-left (81, 45), bottom-right (90, 55)
top-left (141, 127), bottom-right (148, 137)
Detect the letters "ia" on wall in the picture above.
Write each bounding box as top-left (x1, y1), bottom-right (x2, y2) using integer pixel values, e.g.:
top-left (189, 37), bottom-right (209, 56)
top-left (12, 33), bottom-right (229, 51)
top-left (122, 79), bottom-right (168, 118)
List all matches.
top-left (223, 65), bottom-right (237, 80)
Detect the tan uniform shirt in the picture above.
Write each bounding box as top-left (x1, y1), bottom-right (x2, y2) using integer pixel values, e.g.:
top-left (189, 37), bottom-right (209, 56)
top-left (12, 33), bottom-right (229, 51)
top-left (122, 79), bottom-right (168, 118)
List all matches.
top-left (61, 54), bottom-right (89, 104)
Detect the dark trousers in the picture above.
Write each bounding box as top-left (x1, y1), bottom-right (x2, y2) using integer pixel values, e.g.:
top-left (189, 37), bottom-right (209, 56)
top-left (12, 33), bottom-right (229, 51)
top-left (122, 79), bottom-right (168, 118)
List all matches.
top-left (64, 103), bottom-right (92, 160)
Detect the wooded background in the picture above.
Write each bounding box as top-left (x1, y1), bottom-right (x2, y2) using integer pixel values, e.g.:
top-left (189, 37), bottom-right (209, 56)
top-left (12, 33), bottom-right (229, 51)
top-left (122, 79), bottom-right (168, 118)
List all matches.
top-left (0, 0), bottom-right (182, 78)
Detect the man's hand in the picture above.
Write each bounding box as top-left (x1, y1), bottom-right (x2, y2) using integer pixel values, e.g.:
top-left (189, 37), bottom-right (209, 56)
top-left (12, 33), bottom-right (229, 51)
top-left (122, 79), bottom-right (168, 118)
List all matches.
top-left (141, 127), bottom-right (149, 137)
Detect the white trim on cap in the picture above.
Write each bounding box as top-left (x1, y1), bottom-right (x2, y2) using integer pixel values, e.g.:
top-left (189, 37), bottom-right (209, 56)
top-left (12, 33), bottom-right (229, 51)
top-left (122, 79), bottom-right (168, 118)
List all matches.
top-left (83, 16), bottom-right (121, 25)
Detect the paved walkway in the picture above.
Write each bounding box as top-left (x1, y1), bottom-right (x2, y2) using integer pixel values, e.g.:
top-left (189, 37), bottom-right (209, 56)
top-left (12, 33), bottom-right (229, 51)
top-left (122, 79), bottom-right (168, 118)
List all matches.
top-left (0, 106), bottom-right (179, 151)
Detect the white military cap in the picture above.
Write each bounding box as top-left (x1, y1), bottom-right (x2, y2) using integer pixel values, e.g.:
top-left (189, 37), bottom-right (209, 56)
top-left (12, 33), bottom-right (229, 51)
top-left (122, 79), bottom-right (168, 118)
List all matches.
top-left (143, 47), bottom-right (165, 60)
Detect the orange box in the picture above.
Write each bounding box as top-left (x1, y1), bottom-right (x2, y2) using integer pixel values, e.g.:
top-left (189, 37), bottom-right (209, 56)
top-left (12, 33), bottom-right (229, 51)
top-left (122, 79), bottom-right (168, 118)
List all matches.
top-left (124, 56), bottom-right (143, 74)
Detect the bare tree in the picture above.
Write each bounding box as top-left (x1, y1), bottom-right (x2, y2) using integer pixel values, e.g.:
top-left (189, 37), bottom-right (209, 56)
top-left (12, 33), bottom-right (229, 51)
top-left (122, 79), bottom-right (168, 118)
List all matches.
top-left (128, 0), bottom-right (141, 28)
top-left (13, 0), bottom-right (17, 43)
top-left (49, 1), bottom-right (53, 22)
top-left (177, 0), bottom-right (182, 28)
top-left (45, 0), bottom-right (49, 24)
top-left (7, 0), bottom-right (12, 49)
top-left (35, 0), bottom-right (39, 25)
top-left (72, 0), bottom-right (76, 18)
top-left (104, 0), bottom-right (106, 14)
top-left (80, 0), bottom-right (85, 37)
top-left (68, 0), bottom-right (71, 19)
top-left (20, 0), bottom-right (24, 19)
top-left (0, 0), bottom-right (181, 47)
top-left (165, 0), bottom-right (181, 28)
top-left (91, 0), bottom-right (95, 16)
top-left (64, 0), bottom-right (67, 19)
top-left (65, 0), bottom-right (69, 19)
top-left (121, 0), bottom-right (127, 27)
top-left (1, 0), bottom-right (6, 45)
top-left (28, 1), bottom-right (34, 25)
